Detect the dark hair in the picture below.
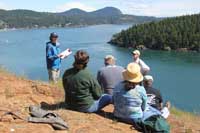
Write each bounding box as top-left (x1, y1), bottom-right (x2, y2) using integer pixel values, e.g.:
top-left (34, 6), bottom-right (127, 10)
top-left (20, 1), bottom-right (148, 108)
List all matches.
top-left (124, 81), bottom-right (141, 91)
top-left (73, 50), bottom-right (89, 70)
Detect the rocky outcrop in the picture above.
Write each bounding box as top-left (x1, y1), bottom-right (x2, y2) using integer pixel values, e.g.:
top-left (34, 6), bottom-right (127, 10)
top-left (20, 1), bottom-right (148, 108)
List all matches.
top-left (136, 45), bottom-right (147, 50)
top-left (176, 48), bottom-right (188, 52)
top-left (164, 46), bottom-right (171, 51)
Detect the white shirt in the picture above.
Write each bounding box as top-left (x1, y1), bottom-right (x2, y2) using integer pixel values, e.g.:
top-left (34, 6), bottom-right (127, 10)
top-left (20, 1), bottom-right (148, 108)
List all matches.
top-left (134, 58), bottom-right (150, 74)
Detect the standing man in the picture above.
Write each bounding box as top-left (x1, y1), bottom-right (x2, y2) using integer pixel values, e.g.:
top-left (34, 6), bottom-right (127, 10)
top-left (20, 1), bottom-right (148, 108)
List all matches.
top-left (132, 50), bottom-right (150, 75)
top-left (97, 55), bottom-right (125, 95)
top-left (46, 32), bottom-right (62, 83)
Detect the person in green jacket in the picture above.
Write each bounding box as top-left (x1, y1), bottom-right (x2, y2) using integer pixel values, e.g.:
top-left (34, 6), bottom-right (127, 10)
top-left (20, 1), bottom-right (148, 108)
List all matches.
top-left (62, 50), bottom-right (112, 113)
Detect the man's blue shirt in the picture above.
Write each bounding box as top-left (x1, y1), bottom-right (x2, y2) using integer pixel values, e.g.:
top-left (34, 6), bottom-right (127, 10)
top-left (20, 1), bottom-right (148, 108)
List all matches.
top-left (46, 42), bottom-right (61, 70)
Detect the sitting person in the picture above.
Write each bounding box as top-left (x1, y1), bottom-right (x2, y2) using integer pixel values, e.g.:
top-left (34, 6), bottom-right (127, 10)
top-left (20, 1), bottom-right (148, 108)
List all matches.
top-left (132, 50), bottom-right (150, 75)
top-left (143, 75), bottom-right (170, 119)
top-left (62, 50), bottom-right (112, 113)
top-left (113, 63), bottom-right (147, 125)
top-left (97, 55), bottom-right (125, 95)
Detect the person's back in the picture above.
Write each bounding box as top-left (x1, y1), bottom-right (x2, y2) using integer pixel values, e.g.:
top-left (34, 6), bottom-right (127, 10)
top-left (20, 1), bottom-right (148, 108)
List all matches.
top-left (62, 50), bottom-right (112, 113)
top-left (113, 63), bottom-right (147, 122)
top-left (97, 65), bottom-right (124, 94)
top-left (97, 55), bottom-right (125, 95)
top-left (146, 87), bottom-right (163, 110)
top-left (113, 82), bottom-right (147, 119)
top-left (63, 67), bottom-right (102, 111)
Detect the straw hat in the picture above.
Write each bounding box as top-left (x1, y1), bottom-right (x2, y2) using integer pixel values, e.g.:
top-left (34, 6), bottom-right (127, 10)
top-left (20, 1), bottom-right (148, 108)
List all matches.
top-left (132, 50), bottom-right (140, 56)
top-left (123, 63), bottom-right (143, 83)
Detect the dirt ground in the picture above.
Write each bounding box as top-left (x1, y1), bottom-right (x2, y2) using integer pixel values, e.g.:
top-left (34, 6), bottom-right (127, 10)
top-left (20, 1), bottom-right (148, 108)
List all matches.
top-left (0, 72), bottom-right (200, 133)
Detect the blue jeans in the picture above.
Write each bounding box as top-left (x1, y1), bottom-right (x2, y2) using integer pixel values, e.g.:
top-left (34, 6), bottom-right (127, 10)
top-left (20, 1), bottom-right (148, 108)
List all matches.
top-left (116, 117), bottom-right (142, 125)
top-left (116, 117), bottom-right (144, 131)
top-left (84, 94), bottom-right (112, 113)
top-left (142, 105), bottom-right (161, 121)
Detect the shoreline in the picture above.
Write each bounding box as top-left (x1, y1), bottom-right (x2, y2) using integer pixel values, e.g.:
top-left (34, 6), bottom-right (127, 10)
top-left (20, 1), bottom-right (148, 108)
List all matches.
top-left (0, 23), bottom-right (132, 32)
top-left (109, 43), bottom-right (200, 53)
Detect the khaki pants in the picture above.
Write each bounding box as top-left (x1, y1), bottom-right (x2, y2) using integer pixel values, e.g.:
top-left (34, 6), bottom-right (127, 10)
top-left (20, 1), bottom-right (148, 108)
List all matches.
top-left (48, 69), bottom-right (60, 83)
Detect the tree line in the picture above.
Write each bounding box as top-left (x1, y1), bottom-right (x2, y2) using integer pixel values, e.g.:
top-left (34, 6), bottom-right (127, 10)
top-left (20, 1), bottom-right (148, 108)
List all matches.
top-left (0, 8), bottom-right (158, 29)
top-left (109, 14), bottom-right (200, 52)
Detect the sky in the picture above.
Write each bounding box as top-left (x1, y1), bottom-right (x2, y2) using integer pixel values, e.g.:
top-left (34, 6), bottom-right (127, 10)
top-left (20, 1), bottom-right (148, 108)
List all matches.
top-left (0, 0), bottom-right (200, 17)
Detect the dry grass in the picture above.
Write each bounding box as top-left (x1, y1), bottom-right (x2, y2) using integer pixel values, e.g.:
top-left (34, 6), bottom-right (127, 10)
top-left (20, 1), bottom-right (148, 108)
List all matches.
top-left (171, 107), bottom-right (200, 122)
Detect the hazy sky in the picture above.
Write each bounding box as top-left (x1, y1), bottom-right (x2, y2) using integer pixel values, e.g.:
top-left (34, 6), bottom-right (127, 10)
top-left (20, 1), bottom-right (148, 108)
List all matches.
top-left (0, 0), bottom-right (200, 17)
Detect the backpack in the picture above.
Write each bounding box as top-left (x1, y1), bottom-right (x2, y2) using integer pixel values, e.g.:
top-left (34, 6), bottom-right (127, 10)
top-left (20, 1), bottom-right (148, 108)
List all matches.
top-left (143, 115), bottom-right (170, 133)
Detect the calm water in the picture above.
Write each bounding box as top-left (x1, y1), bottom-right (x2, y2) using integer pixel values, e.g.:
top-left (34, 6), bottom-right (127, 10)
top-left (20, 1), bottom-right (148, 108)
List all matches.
top-left (0, 25), bottom-right (200, 113)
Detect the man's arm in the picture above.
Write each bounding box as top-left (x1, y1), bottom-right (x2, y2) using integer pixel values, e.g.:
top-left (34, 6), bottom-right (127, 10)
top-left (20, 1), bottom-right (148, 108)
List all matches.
top-left (97, 70), bottom-right (102, 85)
top-left (141, 88), bottom-right (148, 111)
top-left (90, 78), bottom-right (103, 100)
top-left (157, 90), bottom-right (163, 109)
top-left (139, 59), bottom-right (150, 74)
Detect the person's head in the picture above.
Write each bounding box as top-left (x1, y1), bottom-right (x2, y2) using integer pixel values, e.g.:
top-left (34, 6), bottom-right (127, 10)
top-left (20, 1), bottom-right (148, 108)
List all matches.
top-left (104, 55), bottom-right (116, 66)
top-left (73, 50), bottom-right (89, 70)
top-left (132, 50), bottom-right (140, 61)
top-left (143, 75), bottom-right (154, 88)
top-left (49, 32), bottom-right (58, 44)
top-left (122, 63), bottom-right (143, 90)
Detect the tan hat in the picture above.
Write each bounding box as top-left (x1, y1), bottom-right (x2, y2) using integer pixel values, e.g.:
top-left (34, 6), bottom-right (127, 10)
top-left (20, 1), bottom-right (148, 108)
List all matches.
top-left (132, 50), bottom-right (140, 56)
top-left (123, 63), bottom-right (143, 83)
top-left (104, 55), bottom-right (116, 60)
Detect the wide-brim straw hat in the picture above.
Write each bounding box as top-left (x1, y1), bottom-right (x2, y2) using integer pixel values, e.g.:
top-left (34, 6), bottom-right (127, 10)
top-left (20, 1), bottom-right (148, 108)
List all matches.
top-left (123, 63), bottom-right (143, 83)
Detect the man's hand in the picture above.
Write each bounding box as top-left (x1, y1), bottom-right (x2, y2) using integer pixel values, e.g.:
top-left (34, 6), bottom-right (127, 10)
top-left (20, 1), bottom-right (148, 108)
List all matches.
top-left (58, 54), bottom-right (64, 58)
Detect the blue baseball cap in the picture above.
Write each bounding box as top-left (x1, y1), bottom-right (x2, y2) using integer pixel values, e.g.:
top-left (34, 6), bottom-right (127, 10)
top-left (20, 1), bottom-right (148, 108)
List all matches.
top-left (50, 32), bottom-right (58, 38)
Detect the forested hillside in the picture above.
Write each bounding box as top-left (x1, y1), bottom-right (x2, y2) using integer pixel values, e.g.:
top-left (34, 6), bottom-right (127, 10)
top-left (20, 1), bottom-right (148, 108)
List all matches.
top-left (0, 9), bottom-right (69, 28)
top-left (0, 7), bottom-right (158, 29)
top-left (109, 14), bottom-right (200, 52)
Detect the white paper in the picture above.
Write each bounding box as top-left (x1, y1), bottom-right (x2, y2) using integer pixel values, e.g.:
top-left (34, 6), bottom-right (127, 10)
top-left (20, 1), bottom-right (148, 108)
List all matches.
top-left (59, 48), bottom-right (72, 59)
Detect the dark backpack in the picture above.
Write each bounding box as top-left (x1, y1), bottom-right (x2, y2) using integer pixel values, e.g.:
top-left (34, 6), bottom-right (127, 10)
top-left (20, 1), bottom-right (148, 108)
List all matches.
top-left (142, 115), bottom-right (170, 133)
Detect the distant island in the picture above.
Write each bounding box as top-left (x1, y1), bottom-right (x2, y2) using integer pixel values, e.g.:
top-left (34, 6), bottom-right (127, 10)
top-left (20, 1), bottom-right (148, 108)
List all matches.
top-left (109, 14), bottom-right (200, 52)
top-left (0, 7), bottom-right (159, 29)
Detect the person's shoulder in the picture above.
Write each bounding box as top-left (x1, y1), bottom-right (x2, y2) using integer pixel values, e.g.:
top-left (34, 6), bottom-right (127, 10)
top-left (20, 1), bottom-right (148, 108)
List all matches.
top-left (150, 87), bottom-right (159, 92)
top-left (63, 68), bottom-right (74, 76)
top-left (153, 87), bottom-right (161, 94)
top-left (80, 68), bottom-right (93, 77)
top-left (147, 87), bottom-right (161, 94)
top-left (46, 41), bottom-right (51, 45)
top-left (46, 42), bottom-right (53, 47)
top-left (139, 58), bottom-right (145, 63)
top-left (98, 66), bottom-right (107, 73)
top-left (114, 81), bottom-right (124, 91)
top-left (136, 85), bottom-right (146, 93)
top-left (116, 65), bottom-right (125, 70)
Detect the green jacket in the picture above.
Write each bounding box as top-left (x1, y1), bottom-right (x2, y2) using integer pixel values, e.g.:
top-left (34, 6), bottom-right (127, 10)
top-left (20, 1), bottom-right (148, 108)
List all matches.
top-left (62, 67), bottom-right (102, 111)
